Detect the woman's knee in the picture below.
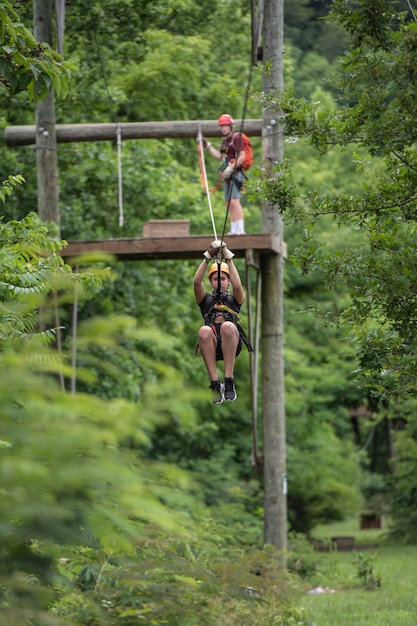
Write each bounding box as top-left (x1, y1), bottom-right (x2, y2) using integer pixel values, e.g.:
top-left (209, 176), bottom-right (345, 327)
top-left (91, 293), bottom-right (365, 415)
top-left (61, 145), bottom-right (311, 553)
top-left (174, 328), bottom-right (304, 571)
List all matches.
top-left (220, 322), bottom-right (238, 340)
top-left (199, 326), bottom-right (214, 342)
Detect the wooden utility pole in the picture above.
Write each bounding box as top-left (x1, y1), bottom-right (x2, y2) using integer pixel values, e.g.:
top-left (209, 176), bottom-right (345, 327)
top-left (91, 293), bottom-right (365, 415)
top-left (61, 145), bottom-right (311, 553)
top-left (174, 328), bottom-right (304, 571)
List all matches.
top-left (34, 0), bottom-right (60, 229)
top-left (262, 0), bottom-right (287, 562)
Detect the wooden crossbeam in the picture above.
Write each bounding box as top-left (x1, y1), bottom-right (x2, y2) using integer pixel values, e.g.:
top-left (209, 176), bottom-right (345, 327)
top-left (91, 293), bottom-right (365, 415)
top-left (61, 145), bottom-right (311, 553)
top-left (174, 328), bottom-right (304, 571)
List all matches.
top-left (4, 119), bottom-right (263, 147)
top-left (60, 234), bottom-right (284, 262)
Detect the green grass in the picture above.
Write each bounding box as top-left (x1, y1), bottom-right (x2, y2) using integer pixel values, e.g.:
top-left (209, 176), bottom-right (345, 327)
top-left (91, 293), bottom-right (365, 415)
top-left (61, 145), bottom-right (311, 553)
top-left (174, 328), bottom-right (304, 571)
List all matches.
top-left (312, 517), bottom-right (385, 547)
top-left (299, 519), bottom-right (417, 626)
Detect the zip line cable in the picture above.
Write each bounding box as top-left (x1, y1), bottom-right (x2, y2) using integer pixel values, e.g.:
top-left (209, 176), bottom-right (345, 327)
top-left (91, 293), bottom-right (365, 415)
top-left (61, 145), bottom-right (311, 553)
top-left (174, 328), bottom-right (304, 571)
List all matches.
top-left (251, 0), bottom-right (264, 65)
top-left (197, 62), bottom-right (261, 464)
top-left (220, 63), bottom-right (254, 243)
top-left (197, 63), bottom-right (255, 245)
top-left (230, 62), bottom-right (261, 468)
top-left (198, 62), bottom-right (254, 302)
top-left (87, 0), bottom-right (124, 228)
top-left (86, 0), bottom-right (116, 117)
top-left (405, 0), bottom-right (417, 20)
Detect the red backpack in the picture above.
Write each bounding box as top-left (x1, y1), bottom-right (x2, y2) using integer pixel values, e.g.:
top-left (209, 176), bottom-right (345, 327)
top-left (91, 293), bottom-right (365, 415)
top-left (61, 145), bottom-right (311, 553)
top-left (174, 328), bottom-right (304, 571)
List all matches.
top-left (234, 132), bottom-right (253, 171)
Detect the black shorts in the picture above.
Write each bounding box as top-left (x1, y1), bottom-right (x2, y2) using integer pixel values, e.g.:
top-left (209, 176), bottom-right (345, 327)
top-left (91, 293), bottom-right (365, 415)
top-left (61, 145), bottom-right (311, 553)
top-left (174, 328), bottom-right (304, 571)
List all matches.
top-left (211, 323), bottom-right (242, 361)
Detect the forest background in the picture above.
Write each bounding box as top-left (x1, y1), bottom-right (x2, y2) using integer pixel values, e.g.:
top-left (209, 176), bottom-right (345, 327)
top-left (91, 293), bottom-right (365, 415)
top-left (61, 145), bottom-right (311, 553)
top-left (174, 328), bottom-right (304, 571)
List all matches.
top-left (1, 0), bottom-right (417, 624)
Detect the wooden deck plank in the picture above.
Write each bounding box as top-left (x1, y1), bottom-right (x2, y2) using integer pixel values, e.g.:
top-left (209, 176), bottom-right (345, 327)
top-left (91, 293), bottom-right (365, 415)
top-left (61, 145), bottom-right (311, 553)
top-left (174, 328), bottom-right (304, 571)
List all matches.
top-left (60, 234), bottom-right (284, 261)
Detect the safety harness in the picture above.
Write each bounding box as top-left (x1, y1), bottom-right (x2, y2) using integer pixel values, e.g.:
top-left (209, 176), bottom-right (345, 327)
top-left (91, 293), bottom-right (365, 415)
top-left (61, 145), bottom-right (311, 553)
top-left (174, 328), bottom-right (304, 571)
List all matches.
top-left (203, 295), bottom-right (253, 353)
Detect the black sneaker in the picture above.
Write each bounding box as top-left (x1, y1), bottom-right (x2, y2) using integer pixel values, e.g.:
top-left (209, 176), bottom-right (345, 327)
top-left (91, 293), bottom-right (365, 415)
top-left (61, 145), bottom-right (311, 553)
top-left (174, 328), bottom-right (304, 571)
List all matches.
top-left (224, 377), bottom-right (237, 402)
top-left (209, 380), bottom-right (223, 404)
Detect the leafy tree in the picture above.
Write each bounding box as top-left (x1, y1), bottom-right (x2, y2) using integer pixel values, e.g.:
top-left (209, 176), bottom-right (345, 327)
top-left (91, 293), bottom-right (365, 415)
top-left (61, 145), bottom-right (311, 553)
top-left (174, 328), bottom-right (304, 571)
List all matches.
top-left (257, 0), bottom-right (417, 539)
top-left (285, 0), bottom-right (347, 61)
top-left (0, 0), bottom-right (72, 225)
top-left (0, 0), bottom-right (71, 100)
top-left (387, 401), bottom-right (417, 543)
top-left (262, 0), bottom-right (417, 399)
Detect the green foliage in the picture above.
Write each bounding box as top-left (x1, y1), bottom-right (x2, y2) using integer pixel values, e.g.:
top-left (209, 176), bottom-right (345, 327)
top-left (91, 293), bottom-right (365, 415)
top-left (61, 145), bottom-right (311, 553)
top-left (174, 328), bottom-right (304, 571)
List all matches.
top-left (248, 159), bottom-right (296, 214)
top-left (0, 173), bottom-right (24, 201)
top-left (386, 403), bottom-right (417, 544)
top-left (0, 212), bottom-right (111, 359)
top-left (287, 432), bottom-right (360, 534)
top-left (6, 2), bottom-right (417, 623)
top-left (3, 0), bottom-right (411, 581)
top-left (257, 0), bottom-right (417, 542)
top-left (353, 552), bottom-right (381, 590)
top-left (285, 0), bottom-right (347, 63)
top-left (287, 532), bottom-right (320, 579)
top-left (49, 537), bottom-right (307, 626)
top-left (303, 545), bottom-right (417, 625)
top-left (0, 214), bottom-right (311, 625)
top-left (263, 7), bottom-right (417, 398)
top-left (0, 0), bottom-right (72, 100)
top-left (121, 29), bottom-right (214, 120)
top-left (359, 471), bottom-right (389, 516)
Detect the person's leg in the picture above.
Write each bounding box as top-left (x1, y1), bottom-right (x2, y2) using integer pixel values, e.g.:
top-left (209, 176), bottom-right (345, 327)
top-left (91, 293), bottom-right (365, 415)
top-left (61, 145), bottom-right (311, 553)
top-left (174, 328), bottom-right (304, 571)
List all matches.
top-left (228, 198), bottom-right (244, 223)
top-left (198, 326), bottom-right (218, 380)
top-left (199, 326), bottom-right (223, 403)
top-left (225, 176), bottom-right (245, 234)
top-left (219, 322), bottom-right (239, 378)
top-left (219, 322), bottom-right (239, 401)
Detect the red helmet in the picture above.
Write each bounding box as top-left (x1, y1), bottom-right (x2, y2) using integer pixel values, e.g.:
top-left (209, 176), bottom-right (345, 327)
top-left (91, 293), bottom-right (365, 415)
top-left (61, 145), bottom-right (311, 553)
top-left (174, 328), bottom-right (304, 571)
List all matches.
top-left (218, 113), bottom-right (234, 126)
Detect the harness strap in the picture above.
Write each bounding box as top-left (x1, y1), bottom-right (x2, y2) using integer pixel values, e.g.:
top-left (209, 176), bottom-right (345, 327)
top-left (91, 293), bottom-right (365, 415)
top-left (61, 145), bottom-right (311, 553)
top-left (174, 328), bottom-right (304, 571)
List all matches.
top-left (212, 302), bottom-right (241, 322)
top-left (237, 323), bottom-right (253, 352)
top-left (204, 304), bottom-right (253, 353)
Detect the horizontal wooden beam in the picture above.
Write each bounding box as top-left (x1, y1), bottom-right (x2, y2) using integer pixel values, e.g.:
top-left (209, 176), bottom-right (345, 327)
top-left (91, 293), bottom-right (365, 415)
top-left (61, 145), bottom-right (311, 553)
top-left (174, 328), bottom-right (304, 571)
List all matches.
top-left (4, 119), bottom-right (263, 147)
top-left (60, 234), bottom-right (284, 263)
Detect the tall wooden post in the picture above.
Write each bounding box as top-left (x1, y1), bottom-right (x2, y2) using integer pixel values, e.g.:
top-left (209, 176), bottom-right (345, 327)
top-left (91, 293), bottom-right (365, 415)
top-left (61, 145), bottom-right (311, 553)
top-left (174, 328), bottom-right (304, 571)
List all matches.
top-left (34, 0), bottom-right (60, 230)
top-left (262, 0), bottom-right (287, 563)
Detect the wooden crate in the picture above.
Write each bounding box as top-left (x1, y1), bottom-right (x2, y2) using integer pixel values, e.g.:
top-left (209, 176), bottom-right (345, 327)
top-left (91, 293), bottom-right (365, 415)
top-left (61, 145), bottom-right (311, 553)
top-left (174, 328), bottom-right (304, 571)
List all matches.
top-left (142, 219), bottom-right (190, 238)
top-left (331, 536), bottom-right (355, 551)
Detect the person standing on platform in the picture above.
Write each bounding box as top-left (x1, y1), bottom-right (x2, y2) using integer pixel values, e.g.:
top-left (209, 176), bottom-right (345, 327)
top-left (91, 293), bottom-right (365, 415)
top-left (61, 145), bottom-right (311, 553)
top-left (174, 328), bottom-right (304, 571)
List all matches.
top-left (201, 114), bottom-right (246, 235)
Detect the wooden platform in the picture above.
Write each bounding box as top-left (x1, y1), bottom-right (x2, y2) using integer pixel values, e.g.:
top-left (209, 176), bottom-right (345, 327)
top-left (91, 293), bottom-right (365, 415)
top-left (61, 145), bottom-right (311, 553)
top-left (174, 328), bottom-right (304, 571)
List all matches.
top-left (60, 234), bottom-right (284, 262)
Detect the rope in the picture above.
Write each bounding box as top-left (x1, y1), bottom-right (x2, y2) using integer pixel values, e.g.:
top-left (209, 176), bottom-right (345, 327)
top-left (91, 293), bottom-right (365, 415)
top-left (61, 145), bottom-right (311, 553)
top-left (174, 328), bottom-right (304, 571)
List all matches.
top-left (197, 125), bottom-right (223, 301)
top-left (53, 291), bottom-right (66, 392)
top-left (87, 0), bottom-right (125, 229)
top-left (117, 123), bottom-right (124, 227)
top-left (70, 266), bottom-right (79, 395)
top-left (197, 123), bottom-right (218, 240)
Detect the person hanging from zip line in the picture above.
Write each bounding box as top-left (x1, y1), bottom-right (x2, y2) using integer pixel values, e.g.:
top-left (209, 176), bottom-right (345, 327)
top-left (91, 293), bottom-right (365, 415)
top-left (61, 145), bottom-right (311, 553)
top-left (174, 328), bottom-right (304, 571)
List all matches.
top-left (194, 240), bottom-right (249, 404)
top-left (200, 114), bottom-right (246, 236)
